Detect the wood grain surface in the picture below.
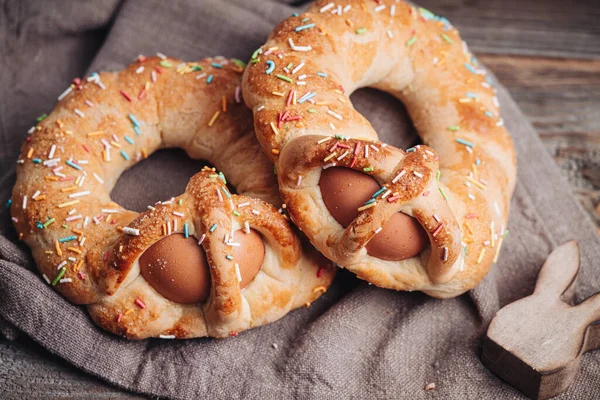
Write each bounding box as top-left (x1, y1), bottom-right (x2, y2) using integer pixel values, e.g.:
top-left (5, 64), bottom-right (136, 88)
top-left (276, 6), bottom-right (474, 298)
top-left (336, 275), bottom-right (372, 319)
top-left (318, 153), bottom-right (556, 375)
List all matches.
top-left (1, 0), bottom-right (599, 398)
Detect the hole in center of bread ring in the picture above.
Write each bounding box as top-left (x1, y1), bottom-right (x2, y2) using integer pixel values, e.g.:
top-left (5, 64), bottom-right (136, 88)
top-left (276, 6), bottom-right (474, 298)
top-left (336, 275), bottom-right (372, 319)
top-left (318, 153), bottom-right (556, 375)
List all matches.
top-left (319, 167), bottom-right (427, 261)
top-left (139, 230), bottom-right (265, 304)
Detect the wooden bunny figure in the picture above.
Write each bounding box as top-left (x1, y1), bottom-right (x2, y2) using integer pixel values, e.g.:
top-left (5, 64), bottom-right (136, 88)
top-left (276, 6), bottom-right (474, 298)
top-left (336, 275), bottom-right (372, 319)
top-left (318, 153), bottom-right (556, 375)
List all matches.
top-left (482, 241), bottom-right (600, 399)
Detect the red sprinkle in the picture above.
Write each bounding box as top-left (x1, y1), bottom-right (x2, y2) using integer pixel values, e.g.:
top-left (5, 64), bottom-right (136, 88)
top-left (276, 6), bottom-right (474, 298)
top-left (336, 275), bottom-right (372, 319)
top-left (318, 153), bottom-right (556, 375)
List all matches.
top-left (82, 144), bottom-right (90, 153)
top-left (138, 55), bottom-right (147, 63)
top-left (349, 155), bottom-right (358, 168)
top-left (120, 90), bottom-right (133, 102)
top-left (138, 88), bottom-right (146, 100)
top-left (134, 298), bottom-right (146, 309)
top-left (155, 67), bottom-right (163, 75)
top-left (286, 90), bottom-right (294, 107)
top-left (317, 266), bottom-right (325, 278)
top-left (72, 78), bottom-right (81, 86)
top-left (103, 250), bottom-right (110, 261)
top-left (432, 223), bottom-right (444, 237)
top-left (25, 137), bottom-right (32, 143)
top-left (117, 312), bottom-right (123, 323)
top-left (229, 331), bottom-right (238, 337)
top-left (329, 142), bottom-right (339, 152)
top-left (77, 271), bottom-right (85, 280)
top-left (465, 213), bottom-right (478, 219)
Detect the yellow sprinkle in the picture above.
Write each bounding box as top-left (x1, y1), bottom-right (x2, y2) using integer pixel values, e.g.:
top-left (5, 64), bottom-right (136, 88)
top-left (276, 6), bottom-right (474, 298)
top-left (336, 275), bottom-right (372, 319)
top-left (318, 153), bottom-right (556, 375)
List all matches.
top-left (19, 233), bottom-right (23, 241)
top-left (293, 91), bottom-right (297, 105)
top-left (493, 237), bottom-right (504, 262)
top-left (334, 89), bottom-right (343, 95)
top-left (87, 130), bottom-right (104, 137)
top-left (338, 97), bottom-right (346, 103)
top-left (45, 176), bottom-right (59, 181)
top-left (270, 121), bottom-right (280, 135)
top-left (68, 247), bottom-right (82, 254)
top-left (466, 176), bottom-right (486, 190)
top-left (65, 130), bottom-right (73, 135)
top-left (61, 186), bottom-right (78, 193)
top-left (459, 98), bottom-right (472, 103)
top-left (208, 111), bottom-right (220, 127)
top-left (145, 82), bottom-right (150, 90)
top-left (141, 148), bottom-right (148, 159)
top-left (162, 223), bottom-right (167, 236)
top-left (27, 148), bottom-right (34, 159)
top-left (323, 152), bottom-right (337, 162)
top-left (106, 214), bottom-right (112, 224)
top-left (313, 286), bottom-right (327, 293)
top-left (124, 309), bottom-right (134, 316)
top-left (472, 164), bottom-right (478, 180)
top-left (58, 200), bottom-right (79, 208)
top-left (315, 101), bottom-right (330, 106)
top-left (222, 95), bottom-right (227, 112)
top-left (271, 149), bottom-right (280, 155)
top-left (477, 248), bottom-right (486, 264)
top-left (55, 240), bottom-right (62, 256)
top-left (272, 91), bottom-right (285, 97)
top-left (110, 141), bottom-right (121, 148)
top-left (358, 203), bottom-right (377, 212)
top-left (45, 250), bottom-right (53, 255)
top-left (464, 222), bottom-right (474, 235)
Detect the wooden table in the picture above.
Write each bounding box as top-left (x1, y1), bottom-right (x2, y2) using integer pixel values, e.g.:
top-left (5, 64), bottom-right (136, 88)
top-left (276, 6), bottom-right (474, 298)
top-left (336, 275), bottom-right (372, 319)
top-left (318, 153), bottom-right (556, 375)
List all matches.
top-left (1, 0), bottom-right (599, 398)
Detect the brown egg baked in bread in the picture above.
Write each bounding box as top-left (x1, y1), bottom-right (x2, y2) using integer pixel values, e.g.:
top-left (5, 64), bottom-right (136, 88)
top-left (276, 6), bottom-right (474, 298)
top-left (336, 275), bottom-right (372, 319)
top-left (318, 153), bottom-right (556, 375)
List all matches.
top-left (11, 56), bottom-right (335, 339)
top-left (242, 0), bottom-right (517, 298)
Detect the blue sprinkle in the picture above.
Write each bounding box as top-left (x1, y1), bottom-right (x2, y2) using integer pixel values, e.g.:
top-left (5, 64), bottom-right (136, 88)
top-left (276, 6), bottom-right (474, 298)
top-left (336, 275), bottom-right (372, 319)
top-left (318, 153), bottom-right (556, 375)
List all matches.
top-left (292, 12), bottom-right (299, 17)
top-left (124, 135), bottom-right (134, 145)
top-left (371, 187), bottom-right (386, 198)
top-left (184, 222), bottom-right (189, 238)
top-left (209, 223), bottom-right (217, 233)
top-left (486, 76), bottom-right (494, 85)
top-left (295, 23), bottom-right (315, 32)
top-left (265, 60), bottom-right (275, 74)
top-left (456, 138), bottom-right (475, 148)
top-left (207, 74), bottom-right (214, 84)
top-left (59, 235), bottom-right (77, 243)
top-left (485, 111), bottom-right (494, 118)
top-left (317, 72), bottom-right (328, 78)
top-left (66, 160), bottom-right (82, 171)
top-left (465, 63), bottom-right (477, 75)
top-left (120, 150), bottom-right (130, 161)
top-left (221, 187), bottom-right (231, 198)
top-left (32, 158), bottom-right (42, 164)
top-left (406, 147), bottom-right (416, 153)
top-left (297, 92), bottom-right (316, 103)
top-left (218, 172), bottom-right (227, 184)
top-left (466, 92), bottom-right (478, 98)
top-left (36, 221), bottom-right (44, 229)
top-left (128, 114), bottom-right (140, 127)
top-left (133, 126), bottom-right (141, 136)
top-left (6, 199), bottom-right (12, 207)
top-left (211, 63), bottom-right (222, 69)
top-left (225, 255), bottom-right (233, 260)
top-left (364, 199), bottom-right (376, 206)
top-left (475, 159), bottom-right (481, 165)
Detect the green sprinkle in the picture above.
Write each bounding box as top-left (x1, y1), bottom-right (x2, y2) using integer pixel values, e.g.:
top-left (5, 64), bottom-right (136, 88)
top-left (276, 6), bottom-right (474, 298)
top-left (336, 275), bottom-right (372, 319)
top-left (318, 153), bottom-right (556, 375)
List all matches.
top-left (441, 33), bottom-right (454, 44)
top-left (503, 229), bottom-right (510, 238)
top-left (184, 222), bottom-right (189, 238)
top-left (286, 63), bottom-right (293, 69)
top-left (308, 109), bottom-right (317, 113)
top-left (159, 61), bottom-right (172, 68)
top-left (59, 235), bottom-right (77, 243)
top-left (178, 199), bottom-right (183, 205)
top-left (232, 59), bottom-right (246, 68)
top-left (251, 48), bottom-right (262, 60)
top-left (439, 187), bottom-right (448, 201)
top-left (225, 255), bottom-right (233, 260)
top-left (52, 267), bottom-right (67, 286)
top-left (301, 17), bottom-right (309, 23)
top-left (317, 72), bottom-right (328, 78)
top-left (276, 74), bottom-right (293, 83)
top-left (62, 224), bottom-right (68, 229)
top-left (418, 7), bottom-right (436, 19)
top-left (406, 147), bottom-right (416, 153)
top-left (218, 172), bottom-right (227, 184)
top-left (43, 218), bottom-right (55, 228)
top-left (124, 135), bottom-right (134, 145)
top-left (209, 174), bottom-right (219, 179)
top-left (356, 28), bottom-right (367, 34)
top-left (120, 150), bottom-right (130, 161)
top-left (209, 224), bottom-right (218, 233)
top-left (447, 125), bottom-right (460, 131)
top-left (363, 166), bottom-right (374, 172)
top-left (36, 114), bottom-right (48, 122)
top-left (192, 65), bottom-right (204, 71)
top-left (233, 211), bottom-right (240, 217)
top-left (406, 36), bottom-right (417, 47)
top-left (364, 199), bottom-right (376, 205)
top-left (456, 138), bottom-right (475, 148)
top-left (436, 170), bottom-right (441, 181)
top-left (251, 58), bottom-right (260, 64)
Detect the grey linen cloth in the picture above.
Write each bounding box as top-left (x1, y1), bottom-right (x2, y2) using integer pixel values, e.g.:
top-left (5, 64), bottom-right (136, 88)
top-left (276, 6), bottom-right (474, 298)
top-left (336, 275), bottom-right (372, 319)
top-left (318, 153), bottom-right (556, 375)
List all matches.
top-left (1, 0), bottom-right (599, 398)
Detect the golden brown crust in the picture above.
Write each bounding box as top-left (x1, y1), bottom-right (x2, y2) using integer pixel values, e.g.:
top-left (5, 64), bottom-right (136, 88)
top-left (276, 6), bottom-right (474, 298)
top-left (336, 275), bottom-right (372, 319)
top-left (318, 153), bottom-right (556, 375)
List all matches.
top-left (11, 56), bottom-right (335, 338)
top-left (242, 0), bottom-right (517, 297)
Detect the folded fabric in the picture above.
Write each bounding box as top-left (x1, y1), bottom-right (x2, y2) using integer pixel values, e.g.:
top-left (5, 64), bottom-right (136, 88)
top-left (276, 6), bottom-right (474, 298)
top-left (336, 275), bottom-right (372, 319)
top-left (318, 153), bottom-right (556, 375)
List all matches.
top-left (1, 0), bottom-right (599, 398)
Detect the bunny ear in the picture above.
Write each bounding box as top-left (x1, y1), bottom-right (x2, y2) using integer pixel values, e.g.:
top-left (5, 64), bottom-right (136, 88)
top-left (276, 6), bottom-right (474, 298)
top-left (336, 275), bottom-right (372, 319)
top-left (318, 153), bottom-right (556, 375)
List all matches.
top-left (533, 241), bottom-right (580, 300)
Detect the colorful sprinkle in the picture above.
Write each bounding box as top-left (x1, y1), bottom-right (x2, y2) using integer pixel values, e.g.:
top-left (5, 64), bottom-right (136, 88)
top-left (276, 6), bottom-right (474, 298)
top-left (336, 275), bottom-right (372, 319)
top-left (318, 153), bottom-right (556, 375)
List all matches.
top-left (265, 60), bottom-right (275, 74)
top-left (295, 23), bottom-right (315, 32)
top-left (456, 138), bottom-right (475, 148)
top-left (52, 267), bottom-right (67, 286)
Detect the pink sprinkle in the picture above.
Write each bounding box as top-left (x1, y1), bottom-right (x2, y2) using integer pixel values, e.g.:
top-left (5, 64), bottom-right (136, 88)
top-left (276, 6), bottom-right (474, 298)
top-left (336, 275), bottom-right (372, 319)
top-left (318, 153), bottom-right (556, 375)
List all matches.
top-left (465, 213), bottom-right (478, 219)
top-left (286, 90), bottom-right (294, 107)
top-left (432, 223), bottom-right (444, 237)
top-left (337, 143), bottom-right (350, 149)
top-left (59, 176), bottom-right (76, 182)
top-left (77, 271), bottom-right (85, 280)
top-left (82, 144), bottom-right (90, 153)
top-left (103, 250), bottom-right (110, 261)
top-left (422, 191), bottom-right (430, 196)
top-left (329, 142), bottom-right (339, 152)
top-left (387, 195), bottom-right (400, 202)
top-left (138, 88), bottom-right (146, 100)
top-left (353, 143), bottom-right (361, 155)
top-left (135, 298), bottom-right (146, 309)
top-left (235, 86), bottom-right (241, 104)
top-left (117, 312), bottom-right (123, 323)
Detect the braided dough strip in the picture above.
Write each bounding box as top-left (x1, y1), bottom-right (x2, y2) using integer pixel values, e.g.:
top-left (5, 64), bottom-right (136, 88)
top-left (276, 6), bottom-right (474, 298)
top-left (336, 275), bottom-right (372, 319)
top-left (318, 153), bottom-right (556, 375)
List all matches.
top-left (11, 57), bottom-right (334, 338)
top-left (243, 0), bottom-right (517, 298)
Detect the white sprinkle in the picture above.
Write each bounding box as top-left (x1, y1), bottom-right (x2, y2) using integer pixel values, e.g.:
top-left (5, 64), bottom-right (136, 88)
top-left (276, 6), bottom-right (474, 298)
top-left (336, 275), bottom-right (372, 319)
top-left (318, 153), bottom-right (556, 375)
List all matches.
top-left (173, 211), bottom-right (185, 218)
top-left (136, 66), bottom-right (144, 74)
top-left (85, 100), bottom-right (94, 107)
top-left (320, 2), bottom-right (334, 12)
top-left (374, 4), bottom-right (386, 12)
top-left (159, 335), bottom-right (176, 339)
top-left (252, 209), bottom-right (260, 215)
top-left (327, 109), bottom-right (343, 120)
top-left (167, 221), bottom-right (172, 235)
top-left (425, 150), bottom-right (434, 156)
top-left (42, 274), bottom-right (50, 284)
top-left (238, 202), bottom-right (250, 208)
top-left (78, 175), bottom-right (85, 187)
top-left (198, 234), bottom-right (206, 245)
top-left (235, 263), bottom-right (242, 283)
top-left (433, 213), bottom-right (441, 223)
top-left (74, 108), bottom-right (85, 118)
top-left (392, 170), bottom-right (406, 183)
top-left (468, 194), bottom-right (476, 200)
top-left (297, 176), bottom-right (303, 187)
top-left (288, 38), bottom-right (312, 52)
top-left (216, 188), bottom-right (223, 202)
top-left (79, 236), bottom-right (86, 246)
top-left (296, 81), bottom-right (307, 86)
top-left (256, 105), bottom-right (265, 112)
top-left (292, 62), bottom-right (305, 75)
top-left (83, 217), bottom-right (90, 227)
top-left (65, 215), bottom-right (82, 222)
top-left (57, 261), bottom-right (67, 270)
top-left (44, 158), bottom-right (60, 166)
top-left (442, 247), bottom-right (449, 261)
top-left (390, 4), bottom-right (396, 16)
top-left (343, 4), bottom-right (351, 12)
top-left (381, 190), bottom-right (392, 199)
top-left (57, 86), bottom-right (73, 101)
top-left (365, 146), bottom-right (369, 158)
top-left (105, 147), bottom-right (111, 161)
top-left (69, 191), bottom-right (90, 198)
top-left (147, 205), bottom-right (155, 211)
top-left (413, 171), bottom-right (423, 178)
top-left (235, 86), bottom-right (241, 104)
top-left (123, 227), bottom-right (140, 236)
top-left (387, 30), bottom-right (394, 39)
top-left (493, 96), bottom-right (500, 108)
top-left (151, 70), bottom-right (157, 82)
top-left (173, 219), bottom-right (177, 232)
top-left (22, 195), bottom-right (27, 210)
top-left (337, 151), bottom-right (349, 160)
top-left (329, 122), bottom-right (336, 130)
top-left (494, 201), bottom-right (501, 215)
top-left (93, 172), bottom-right (104, 184)
top-left (60, 278), bottom-right (72, 284)
top-left (433, 57), bottom-right (439, 65)
top-left (156, 52), bottom-right (167, 60)
top-left (370, 145), bottom-right (379, 152)
top-left (101, 209), bottom-right (119, 214)
top-left (244, 221), bottom-right (251, 234)
top-left (48, 145), bottom-right (57, 161)
top-left (226, 242), bottom-right (241, 247)
top-left (323, 162), bottom-right (337, 169)
top-left (374, 227), bottom-right (383, 234)
top-left (195, 72), bottom-right (207, 80)
top-left (298, 74), bottom-right (307, 80)
top-left (31, 190), bottom-right (41, 200)
top-left (496, 118), bottom-right (504, 127)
